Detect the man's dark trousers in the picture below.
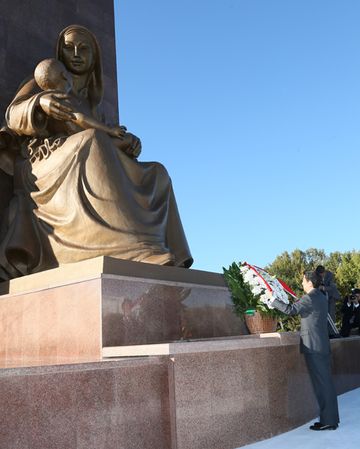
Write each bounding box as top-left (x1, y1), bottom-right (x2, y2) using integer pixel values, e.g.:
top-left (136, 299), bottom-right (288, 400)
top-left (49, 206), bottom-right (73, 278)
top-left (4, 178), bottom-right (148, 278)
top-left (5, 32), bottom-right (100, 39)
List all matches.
top-left (305, 353), bottom-right (339, 425)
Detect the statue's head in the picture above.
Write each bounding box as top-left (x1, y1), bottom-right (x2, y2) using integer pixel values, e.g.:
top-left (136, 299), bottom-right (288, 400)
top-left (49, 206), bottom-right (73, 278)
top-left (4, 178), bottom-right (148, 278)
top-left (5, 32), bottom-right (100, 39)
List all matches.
top-left (56, 25), bottom-right (103, 107)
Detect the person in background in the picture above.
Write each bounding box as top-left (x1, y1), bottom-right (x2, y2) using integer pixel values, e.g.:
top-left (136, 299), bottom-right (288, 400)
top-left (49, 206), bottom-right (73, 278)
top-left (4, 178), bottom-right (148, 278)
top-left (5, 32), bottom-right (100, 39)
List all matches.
top-left (340, 288), bottom-right (360, 337)
top-left (271, 270), bottom-right (339, 431)
top-left (316, 265), bottom-right (341, 337)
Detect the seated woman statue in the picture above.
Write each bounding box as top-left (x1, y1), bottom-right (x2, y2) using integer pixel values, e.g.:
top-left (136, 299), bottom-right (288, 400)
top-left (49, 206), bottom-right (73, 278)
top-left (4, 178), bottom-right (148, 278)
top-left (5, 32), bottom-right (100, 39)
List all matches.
top-left (0, 25), bottom-right (192, 280)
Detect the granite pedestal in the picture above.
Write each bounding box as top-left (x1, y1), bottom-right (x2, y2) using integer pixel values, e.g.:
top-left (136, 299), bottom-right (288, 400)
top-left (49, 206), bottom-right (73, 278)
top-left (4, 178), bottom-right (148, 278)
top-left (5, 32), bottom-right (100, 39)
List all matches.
top-left (0, 257), bottom-right (245, 367)
top-left (1, 334), bottom-right (360, 449)
top-left (0, 357), bottom-right (171, 449)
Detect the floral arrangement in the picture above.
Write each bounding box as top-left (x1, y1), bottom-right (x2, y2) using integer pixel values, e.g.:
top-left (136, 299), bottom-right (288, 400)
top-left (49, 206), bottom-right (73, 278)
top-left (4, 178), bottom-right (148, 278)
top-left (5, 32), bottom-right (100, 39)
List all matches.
top-left (223, 261), bottom-right (292, 319)
top-left (239, 262), bottom-right (290, 308)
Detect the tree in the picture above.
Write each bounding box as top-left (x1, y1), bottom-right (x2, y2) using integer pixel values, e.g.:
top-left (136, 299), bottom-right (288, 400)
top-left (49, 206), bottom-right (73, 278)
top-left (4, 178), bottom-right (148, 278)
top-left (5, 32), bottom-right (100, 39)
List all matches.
top-left (335, 251), bottom-right (360, 296)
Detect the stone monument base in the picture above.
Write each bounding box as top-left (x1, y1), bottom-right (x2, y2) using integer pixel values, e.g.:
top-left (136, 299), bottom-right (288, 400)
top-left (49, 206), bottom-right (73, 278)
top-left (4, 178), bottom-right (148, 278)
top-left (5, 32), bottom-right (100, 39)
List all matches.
top-left (1, 259), bottom-right (359, 448)
top-left (0, 257), bottom-right (245, 367)
top-left (0, 334), bottom-right (359, 449)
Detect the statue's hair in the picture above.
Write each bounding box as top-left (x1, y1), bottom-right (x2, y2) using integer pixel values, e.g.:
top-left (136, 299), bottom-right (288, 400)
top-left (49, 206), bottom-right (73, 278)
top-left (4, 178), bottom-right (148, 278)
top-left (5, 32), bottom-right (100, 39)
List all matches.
top-left (34, 58), bottom-right (67, 91)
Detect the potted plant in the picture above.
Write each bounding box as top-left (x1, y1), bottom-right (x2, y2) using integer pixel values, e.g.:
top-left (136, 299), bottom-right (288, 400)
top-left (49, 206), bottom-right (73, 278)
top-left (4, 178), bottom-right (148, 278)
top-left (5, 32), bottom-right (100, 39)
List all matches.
top-left (223, 262), bottom-right (282, 334)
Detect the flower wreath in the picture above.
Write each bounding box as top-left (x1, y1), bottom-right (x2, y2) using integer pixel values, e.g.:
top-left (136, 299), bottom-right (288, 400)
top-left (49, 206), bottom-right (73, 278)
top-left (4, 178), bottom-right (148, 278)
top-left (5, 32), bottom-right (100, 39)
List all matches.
top-left (239, 262), bottom-right (295, 308)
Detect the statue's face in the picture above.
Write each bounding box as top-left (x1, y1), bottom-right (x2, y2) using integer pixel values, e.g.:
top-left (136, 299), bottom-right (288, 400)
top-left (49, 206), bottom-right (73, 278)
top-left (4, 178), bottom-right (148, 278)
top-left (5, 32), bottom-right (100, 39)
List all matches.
top-left (61, 30), bottom-right (94, 75)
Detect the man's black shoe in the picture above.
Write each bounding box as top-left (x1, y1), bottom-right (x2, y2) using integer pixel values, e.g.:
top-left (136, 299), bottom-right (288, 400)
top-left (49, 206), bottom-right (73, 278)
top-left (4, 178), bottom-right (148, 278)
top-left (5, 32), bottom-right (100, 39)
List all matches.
top-left (309, 423), bottom-right (338, 431)
top-left (311, 422), bottom-right (322, 428)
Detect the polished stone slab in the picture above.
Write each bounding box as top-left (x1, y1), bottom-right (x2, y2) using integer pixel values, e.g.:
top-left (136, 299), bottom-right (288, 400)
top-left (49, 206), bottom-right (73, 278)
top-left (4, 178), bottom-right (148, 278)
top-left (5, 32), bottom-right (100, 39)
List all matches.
top-left (0, 279), bottom-right (103, 366)
top-left (101, 273), bottom-right (244, 348)
top-left (331, 336), bottom-right (360, 394)
top-left (102, 332), bottom-right (300, 357)
top-left (168, 335), bottom-right (360, 449)
top-left (0, 357), bottom-right (171, 449)
top-left (0, 257), bottom-right (245, 367)
top-left (1, 335), bottom-right (360, 449)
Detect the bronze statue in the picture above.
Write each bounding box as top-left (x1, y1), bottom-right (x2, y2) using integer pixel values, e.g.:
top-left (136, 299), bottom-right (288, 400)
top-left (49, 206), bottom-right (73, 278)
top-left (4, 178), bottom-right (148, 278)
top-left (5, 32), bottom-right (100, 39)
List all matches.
top-left (0, 25), bottom-right (192, 280)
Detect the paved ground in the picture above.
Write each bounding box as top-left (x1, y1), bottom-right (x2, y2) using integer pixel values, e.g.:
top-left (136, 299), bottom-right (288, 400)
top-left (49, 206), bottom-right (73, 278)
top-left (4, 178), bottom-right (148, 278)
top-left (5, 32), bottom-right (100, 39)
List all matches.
top-left (238, 387), bottom-right (360, 449)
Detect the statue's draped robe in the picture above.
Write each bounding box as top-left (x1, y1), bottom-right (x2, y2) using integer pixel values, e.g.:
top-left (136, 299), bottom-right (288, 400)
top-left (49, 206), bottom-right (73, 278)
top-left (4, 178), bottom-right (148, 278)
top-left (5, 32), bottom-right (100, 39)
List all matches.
top-left (0, 79), bottom-right (192, 279)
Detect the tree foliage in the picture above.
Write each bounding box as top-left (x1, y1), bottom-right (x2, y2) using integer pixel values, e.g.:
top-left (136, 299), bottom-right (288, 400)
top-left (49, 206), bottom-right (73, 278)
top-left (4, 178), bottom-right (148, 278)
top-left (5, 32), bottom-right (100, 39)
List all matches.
top-left (335, 252), bottom-right (360, 295)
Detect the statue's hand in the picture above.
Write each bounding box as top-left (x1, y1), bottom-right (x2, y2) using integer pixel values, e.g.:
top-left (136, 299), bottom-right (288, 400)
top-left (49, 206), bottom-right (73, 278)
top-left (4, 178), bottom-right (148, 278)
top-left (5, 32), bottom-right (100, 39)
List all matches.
top-left (111, 132), bottom-right (142, 159)
top-left (39, 92), bottom-right (76, 121)
top-left (109, 125), bottom-right (127, 139)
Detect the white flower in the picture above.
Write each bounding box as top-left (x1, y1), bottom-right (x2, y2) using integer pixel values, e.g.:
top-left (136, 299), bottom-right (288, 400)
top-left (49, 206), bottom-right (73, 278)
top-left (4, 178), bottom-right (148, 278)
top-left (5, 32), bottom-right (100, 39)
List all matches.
top-left (259, 290), bottom-right (272, 303)
top-left (243, 271), bottom-right (257, 284)
top-left (251, 285), bottom-right (264, 295)
top-left (240, 264), bottom-right (250, 275)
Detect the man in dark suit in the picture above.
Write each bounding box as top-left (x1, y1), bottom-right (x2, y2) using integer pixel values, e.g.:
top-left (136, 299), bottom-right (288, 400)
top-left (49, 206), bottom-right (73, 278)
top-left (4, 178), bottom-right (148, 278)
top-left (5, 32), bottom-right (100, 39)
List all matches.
top-left (315, 265), bottom-right (341, 337)
top-left (340, 288), bottom-right (360, 337)
top-left (272, 270), bottom-right (339, 431)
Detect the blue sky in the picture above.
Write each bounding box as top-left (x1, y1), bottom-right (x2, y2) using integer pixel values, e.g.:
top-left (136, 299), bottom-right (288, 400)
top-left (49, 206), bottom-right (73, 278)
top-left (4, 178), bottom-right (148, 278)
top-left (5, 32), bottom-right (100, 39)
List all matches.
top-left (114, 0), bottom-right (360, 273)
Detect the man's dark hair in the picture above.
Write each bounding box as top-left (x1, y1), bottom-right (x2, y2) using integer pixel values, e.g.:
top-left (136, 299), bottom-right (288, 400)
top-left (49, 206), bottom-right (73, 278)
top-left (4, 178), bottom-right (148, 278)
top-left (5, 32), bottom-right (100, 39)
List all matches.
top-left (304, 270), bottom-right (322, 288)
top-left (315, 265), bottom-right (325, 275)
